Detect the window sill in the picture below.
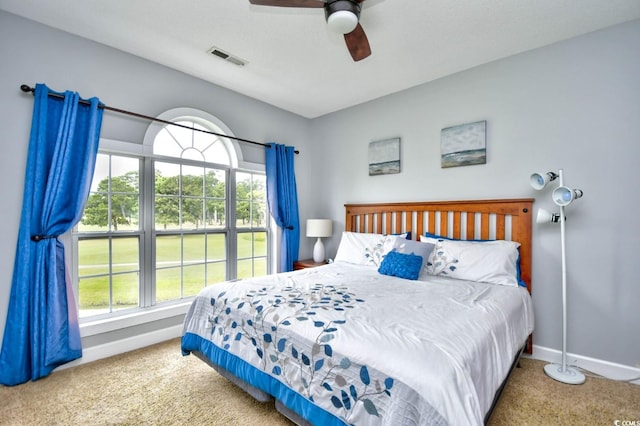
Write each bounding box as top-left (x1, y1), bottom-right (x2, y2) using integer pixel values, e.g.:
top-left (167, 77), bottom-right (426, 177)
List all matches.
top-left (79, 300), bottom-right (193, 338)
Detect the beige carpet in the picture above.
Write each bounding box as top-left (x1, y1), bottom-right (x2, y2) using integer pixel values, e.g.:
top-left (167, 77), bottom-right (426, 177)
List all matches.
top-left (0, 338), bottom-right (638, 425)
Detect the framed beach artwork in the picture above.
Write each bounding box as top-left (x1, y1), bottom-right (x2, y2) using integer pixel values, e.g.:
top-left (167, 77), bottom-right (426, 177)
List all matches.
top-left (368, 137), bottom-right (401, 176)
top-left (440, 121), bottom-right (487, 168)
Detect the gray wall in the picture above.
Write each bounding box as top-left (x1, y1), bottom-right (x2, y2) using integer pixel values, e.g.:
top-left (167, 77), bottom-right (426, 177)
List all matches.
top-left (1, 9), bottom-right (639, 369)
top-left (308, 19), bottom-right (640, 367)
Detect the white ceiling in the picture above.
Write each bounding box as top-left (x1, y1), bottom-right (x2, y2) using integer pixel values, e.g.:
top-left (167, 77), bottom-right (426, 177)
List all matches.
top-left (2, 0), bottom-right (640, 118)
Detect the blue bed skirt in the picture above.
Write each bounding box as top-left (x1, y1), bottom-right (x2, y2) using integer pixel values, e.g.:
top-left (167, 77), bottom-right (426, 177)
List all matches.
top-left (181, 332), bottom-right (346, 425)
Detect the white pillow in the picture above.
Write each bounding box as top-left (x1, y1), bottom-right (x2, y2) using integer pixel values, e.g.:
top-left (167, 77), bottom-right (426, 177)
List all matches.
top-left (392, 238), bottom-right (435, 281)
top-left (334, 232), bottom-right (408, 267)
top-left (420, 235), bottom-right (521, 287)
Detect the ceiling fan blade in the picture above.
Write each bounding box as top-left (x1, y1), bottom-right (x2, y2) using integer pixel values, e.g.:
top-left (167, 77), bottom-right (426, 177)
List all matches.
top-left (344, 23), bottom-right (371, 61)
top-left (248, 0), bottom-right (325, 7)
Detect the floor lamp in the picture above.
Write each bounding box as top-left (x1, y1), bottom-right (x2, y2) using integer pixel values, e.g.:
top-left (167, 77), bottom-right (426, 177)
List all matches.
top-left (530, 169), bottom-right (585, 385)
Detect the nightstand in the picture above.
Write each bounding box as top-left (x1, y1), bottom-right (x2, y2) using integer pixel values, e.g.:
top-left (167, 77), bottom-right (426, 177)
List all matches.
top-left (293, 258), bottom-right (327, 270)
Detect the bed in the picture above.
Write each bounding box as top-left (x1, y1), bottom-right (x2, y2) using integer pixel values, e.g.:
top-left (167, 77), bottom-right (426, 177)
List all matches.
top-left (181, 198), bottom-right (534, 425)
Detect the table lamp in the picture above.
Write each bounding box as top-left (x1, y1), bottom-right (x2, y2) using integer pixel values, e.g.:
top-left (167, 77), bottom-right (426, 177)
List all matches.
top-left (306, 219), bottom-right (333, 263)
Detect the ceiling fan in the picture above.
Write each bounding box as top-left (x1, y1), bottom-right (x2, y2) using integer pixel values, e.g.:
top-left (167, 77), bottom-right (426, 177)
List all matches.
top-left (248, 0), bottom-right (371, 61)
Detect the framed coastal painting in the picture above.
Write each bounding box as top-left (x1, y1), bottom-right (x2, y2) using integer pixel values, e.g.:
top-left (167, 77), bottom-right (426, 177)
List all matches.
top-left (440, 121), bottom-right (486, 168)
top-left (369, 137), bottom-right (401, 176)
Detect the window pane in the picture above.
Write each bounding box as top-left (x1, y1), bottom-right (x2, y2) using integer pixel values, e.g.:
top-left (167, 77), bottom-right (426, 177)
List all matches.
top-left (155, 162), bottom-right (180, 196)
top-left (181, 165), bottom-right (204, 197)
top-left (253, 258), bottom-right (267, 276)
top-left (112, 272), bottom-right (139, 311)
top-left (156, 267), bottom-right (182, 302)
top-left (170, 121), bottom-right (195, 149)
top-left (112, 237), bottom-right (139, 274)
top-left (254, 201), bottom-right (268, 228)
top-left (155, 162), bottom-right (181, 230)
top-left (236, 174), bottom-right (251, 229)
top-left (183, 234), bottom-right (205, 263)
top-left (110, 194), bottom-right (139, 231)
top-left (154, 127), bottom-right (184, 158)
top-left (253, 232), bottom-right (267, 257)
top-left (156, 235), bottom-right (182, 268)
top-left (205, 169), bottom-right (225, 229)
top-left (80, 192), bottom-right (109, 232)
top-left (206, 262), bottom-right (226, 286)
top-left (155, 196), bottom-right (180, 230)
top-left (202, 140), bottom-right (230, 165)
top-left (237, 257), bottom-right (266, 279)
top-left (207, 234), bottom-right (226, 261)
top-left (252, 174), bottom-right (266, 196)
top-left (205, 201), bottom-right (225, 229)
top-left (237, 233), bottom-right (253, 259)
top-left (192, 122), bottom-right (217, 154)
top-left (182, 148), bottom-right (203, 161)
top-left (78, 239), bottom-right (109, 276)
top-left (237, 257), bottom-right (267, 279)
top-left (183, 264), bottom-right (205, 297)
top-left (237, 259), bottom-right (254, 280)
top-left (80, 155), bottom-right (139, 232)
top-left (181, 165), bottom-right (204, 230)
top-left (182, 198), bottom-right (204, 229)
top-left (90, 154), bottom-right (110, 193)
top-left (236, 172), bottom-right (267, 229)
top-left (205, 169), bottom-right (225, 194)
top-left (237, 232), bottom-right (267, 259)
top-left (78, 275), bottom-right (110, 317)
top-left (252, 175), bottom-right (267, 228)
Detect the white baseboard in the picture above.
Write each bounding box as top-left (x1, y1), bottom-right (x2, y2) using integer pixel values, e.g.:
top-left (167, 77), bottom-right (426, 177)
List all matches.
top-left (55, 325), bottom-right (183, 371)
top-left (526, 344), bottom-right (640, 385)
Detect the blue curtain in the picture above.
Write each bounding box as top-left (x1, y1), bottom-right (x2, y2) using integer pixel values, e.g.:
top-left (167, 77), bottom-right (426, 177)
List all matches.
top-left (0, 84), bottom-right (103, 385)
top-left (265, 143), bottom-right (300, 272)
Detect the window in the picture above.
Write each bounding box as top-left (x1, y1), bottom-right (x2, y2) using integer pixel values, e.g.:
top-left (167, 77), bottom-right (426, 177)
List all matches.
top-left (73, 109), bottom-right (270, 319)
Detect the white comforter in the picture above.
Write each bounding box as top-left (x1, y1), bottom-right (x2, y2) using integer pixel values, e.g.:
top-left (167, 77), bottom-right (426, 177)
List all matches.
top-left (181, 262), bottom-right (534, 425)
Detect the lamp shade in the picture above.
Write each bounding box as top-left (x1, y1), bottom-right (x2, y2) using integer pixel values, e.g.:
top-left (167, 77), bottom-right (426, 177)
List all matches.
top-left (306, 219), bottom-right (333, 238)
top-left (530, 171), bottom-right (558, 190)
top-left (552, 187), bottom-right (584, 206)
top-left (536, 208), bottom-right (560, 224)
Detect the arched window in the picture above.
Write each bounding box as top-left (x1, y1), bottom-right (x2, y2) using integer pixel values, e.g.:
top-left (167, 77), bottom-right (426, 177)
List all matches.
top-left (147, 108), bottom-right (238, 167)
top-left (153, 120), bottom-right (230, 164)
top-left (72, 108), bottom-right (269, 319)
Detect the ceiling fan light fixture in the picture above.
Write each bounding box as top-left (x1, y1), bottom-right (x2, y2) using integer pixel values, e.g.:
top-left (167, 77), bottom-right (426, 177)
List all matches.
top-left (325, 0), bottom-right (361, 34)
top-left (327, 10), bottom-right (358, 34)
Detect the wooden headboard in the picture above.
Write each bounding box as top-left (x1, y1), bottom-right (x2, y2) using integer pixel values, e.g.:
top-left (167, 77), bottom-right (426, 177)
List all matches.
top-left (344, 199), bottom-right (534, 294)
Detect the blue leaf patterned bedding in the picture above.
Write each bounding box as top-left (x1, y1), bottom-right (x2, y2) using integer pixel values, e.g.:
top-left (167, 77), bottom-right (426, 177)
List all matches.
top-left (181, 262), bottom-right (533, 425)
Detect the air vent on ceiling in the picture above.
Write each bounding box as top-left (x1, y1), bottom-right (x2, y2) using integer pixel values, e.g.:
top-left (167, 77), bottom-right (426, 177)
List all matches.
top-left (207, 46), bottom-right (246, 67)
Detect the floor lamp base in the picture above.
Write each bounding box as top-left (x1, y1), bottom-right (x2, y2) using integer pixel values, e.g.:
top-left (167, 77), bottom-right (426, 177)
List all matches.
top-left (544, 363), bottom-right (585, 385)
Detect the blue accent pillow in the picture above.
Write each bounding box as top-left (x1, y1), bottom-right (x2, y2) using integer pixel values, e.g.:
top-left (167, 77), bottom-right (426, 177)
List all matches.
top-left (423, 232), bottom-right (526, 288)
top-left (378, 250), bottom-right (423, 280)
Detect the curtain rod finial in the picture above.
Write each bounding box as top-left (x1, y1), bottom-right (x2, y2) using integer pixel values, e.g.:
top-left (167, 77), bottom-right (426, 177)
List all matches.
top-left (21, 84), bottom-right (34, 93)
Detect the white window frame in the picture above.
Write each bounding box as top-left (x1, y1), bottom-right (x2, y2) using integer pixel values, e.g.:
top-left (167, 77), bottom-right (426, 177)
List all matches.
top-left (71, 109), bottom-right (271, 337)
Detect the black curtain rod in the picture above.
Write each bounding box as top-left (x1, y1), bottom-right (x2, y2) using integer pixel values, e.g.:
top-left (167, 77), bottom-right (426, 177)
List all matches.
top-left (20, 84), bottom-right (299, 154)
